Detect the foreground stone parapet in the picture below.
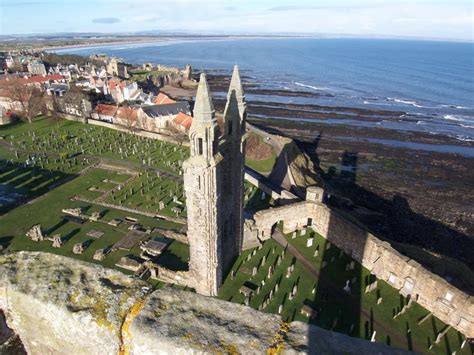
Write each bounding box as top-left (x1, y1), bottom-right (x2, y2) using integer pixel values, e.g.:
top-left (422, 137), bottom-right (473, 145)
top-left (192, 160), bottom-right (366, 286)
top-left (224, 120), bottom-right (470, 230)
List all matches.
top-left (0, 252), bottom-right (149, 355)
top-left (0, 252), bottom-right (408, 354)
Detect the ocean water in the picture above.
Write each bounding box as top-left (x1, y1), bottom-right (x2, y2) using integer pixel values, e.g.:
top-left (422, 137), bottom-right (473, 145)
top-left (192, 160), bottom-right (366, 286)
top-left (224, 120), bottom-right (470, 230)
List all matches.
top-left (55, 38), bottom-right (474, 141)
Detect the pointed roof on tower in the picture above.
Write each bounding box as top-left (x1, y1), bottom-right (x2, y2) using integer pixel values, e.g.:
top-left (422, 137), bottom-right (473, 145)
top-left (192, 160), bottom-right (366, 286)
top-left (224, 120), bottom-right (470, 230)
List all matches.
top-left (228, 65), bottom-right (244, 101)
top-left (193, 73), bottom-right (215, 122)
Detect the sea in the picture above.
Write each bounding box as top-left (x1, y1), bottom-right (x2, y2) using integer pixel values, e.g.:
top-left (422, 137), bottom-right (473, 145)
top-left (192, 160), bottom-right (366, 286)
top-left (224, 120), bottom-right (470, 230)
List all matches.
top-left (54, 38), bottom-right (474, 142)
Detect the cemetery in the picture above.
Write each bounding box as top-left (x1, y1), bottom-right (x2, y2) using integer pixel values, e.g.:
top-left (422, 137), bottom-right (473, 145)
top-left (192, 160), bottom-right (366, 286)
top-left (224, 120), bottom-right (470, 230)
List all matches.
top-left (0, 116), bottom-right (194, 295)
top-left (0, 117), bottom-right (189, 175)
top-left (218, 226), bottom-right (471, 354)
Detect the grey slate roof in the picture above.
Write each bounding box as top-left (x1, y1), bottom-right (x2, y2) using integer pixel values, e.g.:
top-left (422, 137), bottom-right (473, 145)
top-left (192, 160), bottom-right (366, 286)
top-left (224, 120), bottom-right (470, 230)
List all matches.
top-left (142, 102), bottom-right (190, 118)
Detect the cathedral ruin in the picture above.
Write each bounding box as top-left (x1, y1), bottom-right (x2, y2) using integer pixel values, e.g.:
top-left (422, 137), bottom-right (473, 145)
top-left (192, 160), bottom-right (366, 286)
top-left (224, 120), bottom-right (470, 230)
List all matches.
top-left (183, 66), bottom-right (246, 296)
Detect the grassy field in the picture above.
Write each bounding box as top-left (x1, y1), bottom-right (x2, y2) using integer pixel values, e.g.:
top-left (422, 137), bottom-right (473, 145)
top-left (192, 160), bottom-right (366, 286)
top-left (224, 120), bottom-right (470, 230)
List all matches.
top-left (0, 117), bottom-right (189, 280)
top-left (0, 166), bottom-right (188, 278)
top-left (129, 69), bottom-right (173, 82)
top-left (219, 228), bottom-right (471, 354)
top-left (102, 171), bottom-right (186, 218)
top-left (0, 117), bottom-right (189, 175)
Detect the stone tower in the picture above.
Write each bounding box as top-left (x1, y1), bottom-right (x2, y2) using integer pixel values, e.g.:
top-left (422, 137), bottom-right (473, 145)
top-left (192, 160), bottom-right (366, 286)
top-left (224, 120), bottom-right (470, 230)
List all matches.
top-left (183, 69), bottom-right (246, 296)
top-left (221, 65), bottom-right (247, 261)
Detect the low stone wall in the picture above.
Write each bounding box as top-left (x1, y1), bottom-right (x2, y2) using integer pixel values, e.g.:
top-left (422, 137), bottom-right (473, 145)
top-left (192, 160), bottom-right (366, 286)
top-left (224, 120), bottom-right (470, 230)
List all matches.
top-left (88, 119), bottom-right (189, 146)
top-left (0, 252), bottom-right (408, 354)
top-left (246, 200), bottom-right (474, 338)
top-left (55, 112), bottom-right (87, 123)
top-left (244, 168), bottom-right (299, 203)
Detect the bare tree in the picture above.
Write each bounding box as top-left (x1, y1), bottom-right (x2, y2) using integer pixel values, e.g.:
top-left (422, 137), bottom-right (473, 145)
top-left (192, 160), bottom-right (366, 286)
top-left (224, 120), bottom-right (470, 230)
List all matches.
top-left (8, 79), bottom-right (45, 123)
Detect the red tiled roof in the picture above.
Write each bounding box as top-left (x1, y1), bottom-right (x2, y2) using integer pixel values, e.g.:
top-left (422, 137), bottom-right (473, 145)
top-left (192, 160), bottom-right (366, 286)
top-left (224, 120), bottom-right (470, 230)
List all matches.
top-left (173, 112), bottom-right (192, 130)
top-left (0, 74), bottom-right (65, 86)
top-left (116, 106), bottom-right (138, 121)
top-left (154, 93), bottom-right (175, 105)
top-left (95, 104), bottom-right (117, 117)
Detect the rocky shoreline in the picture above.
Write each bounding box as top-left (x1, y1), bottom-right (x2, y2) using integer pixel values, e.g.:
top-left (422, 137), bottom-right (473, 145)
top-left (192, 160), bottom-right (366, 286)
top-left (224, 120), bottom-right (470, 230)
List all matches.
top-left (203, 73), bottom-right (474, 279)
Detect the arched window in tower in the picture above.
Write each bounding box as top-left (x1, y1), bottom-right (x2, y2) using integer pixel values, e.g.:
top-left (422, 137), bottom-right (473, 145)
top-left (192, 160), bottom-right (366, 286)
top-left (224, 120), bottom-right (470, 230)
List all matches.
top-left (197, 138), bottom-right (203, 155)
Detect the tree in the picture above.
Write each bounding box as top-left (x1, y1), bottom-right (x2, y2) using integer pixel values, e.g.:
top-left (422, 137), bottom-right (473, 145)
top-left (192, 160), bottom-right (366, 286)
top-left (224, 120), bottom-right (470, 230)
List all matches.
top-left (8, 79), bottom-right (46, 123)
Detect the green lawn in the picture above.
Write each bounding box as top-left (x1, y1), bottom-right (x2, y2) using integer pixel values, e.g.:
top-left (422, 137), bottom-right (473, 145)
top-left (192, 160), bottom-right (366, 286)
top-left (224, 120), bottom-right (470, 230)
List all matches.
top-left (0, 117), bottom-right (189, 175)
top-left (219, 228), bottom-right (471, 354)
top-left (103, 171), bottom-right (186, 218)
top-left (246, 154), bottom-right (277, 174)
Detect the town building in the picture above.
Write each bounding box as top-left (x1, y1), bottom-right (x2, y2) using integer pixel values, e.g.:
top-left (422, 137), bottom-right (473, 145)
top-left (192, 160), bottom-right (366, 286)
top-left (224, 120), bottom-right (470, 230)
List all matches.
top-left (27, 60), bottom-right (47, 75)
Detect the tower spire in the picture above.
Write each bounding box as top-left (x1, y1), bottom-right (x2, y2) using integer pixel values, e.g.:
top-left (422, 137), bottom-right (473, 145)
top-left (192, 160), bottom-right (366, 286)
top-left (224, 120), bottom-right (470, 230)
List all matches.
top-left (193, 73), bottom-right (215, 123)
top-left (228, 65), bottom-right (244, 101)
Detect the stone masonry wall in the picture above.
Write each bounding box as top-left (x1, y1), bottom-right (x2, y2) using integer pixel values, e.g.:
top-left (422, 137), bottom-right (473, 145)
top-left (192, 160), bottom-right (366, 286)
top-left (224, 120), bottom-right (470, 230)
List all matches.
top-left (247, 201), bottom-right (474, 338)
top-left (0, 252), bottom-right (407, 354)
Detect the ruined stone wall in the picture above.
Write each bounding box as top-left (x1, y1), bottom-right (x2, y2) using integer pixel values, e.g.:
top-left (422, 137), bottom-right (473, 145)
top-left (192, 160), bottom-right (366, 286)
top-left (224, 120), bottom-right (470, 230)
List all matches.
top-left (248, 201), bottom-right (474, 337)
top-left (0, 252), bottom-right (408, 354)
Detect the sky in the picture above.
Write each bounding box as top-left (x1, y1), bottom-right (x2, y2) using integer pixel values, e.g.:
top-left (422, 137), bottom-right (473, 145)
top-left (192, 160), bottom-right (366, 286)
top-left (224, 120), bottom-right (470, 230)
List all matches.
top-left (1, 0), bottom-right (473, 41)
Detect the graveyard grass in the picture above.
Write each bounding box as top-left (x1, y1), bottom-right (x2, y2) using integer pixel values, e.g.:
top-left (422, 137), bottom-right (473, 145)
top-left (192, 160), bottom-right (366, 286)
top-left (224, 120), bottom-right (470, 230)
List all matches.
top-left (0, 116), bottom-right (190, 279)
top-left (218, 229), bottom-right (470, 354)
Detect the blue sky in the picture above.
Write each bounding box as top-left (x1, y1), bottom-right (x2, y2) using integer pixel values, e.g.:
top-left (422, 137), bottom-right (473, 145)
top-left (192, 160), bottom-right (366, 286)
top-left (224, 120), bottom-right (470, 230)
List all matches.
top-left (1, 0), bottom-right (473, 41)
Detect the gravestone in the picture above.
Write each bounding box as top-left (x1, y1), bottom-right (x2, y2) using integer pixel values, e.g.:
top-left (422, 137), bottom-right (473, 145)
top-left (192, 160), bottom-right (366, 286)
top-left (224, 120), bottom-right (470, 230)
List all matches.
top-left (343, 280), bottom-right (351, 293)
top-left (306, 238), bottom-right (314, 247)
top-left (51, 234), bottom-right (62, 248)
top-left (73, 243), bottom-right (84, 255)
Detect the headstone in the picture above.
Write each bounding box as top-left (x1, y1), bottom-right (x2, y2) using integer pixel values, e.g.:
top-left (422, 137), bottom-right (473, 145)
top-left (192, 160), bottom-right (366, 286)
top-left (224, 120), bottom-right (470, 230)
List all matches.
top-left (321, 261), bottom-right (327, 268)
top-left (26, 225), bottom-right (44, 242)
top-left (252, 267), bottom-right (257, 276)
top-left (377, 297), bottom-right (383, 305)
top-left (306, 238), bottom-right (314, 247)
top-left (312, 287), bottom-right (316, 294)
top-left (365, 280), bottom-right (378, 293)
top-left (351, 276), bottom-right (357, 284)
top-left (159, 201), bottom-right (165, 210)
top-left (300, 228), bottom-right (306, 236)
top-left (51, 234), bottom-right (62, 248)
top-left (278, 305), bottom-right (283, 314)
top-left (292, 231), bottom-right (296, 239)
top-left (343, 280), bottom-right (351, 293)
top-left (73, 243), bottom-right (84, 254)
top-left (313, 247), bottom-right (319, 257)
top-left (326, 242), bottom-right (331, 250)
top-left (346, 261), bottom-right (355, 271)
top-left (262, 255), bottom-right (266, 265)
top-left (267, 266), bottom-right (273, 279)
top-left (246, 254), bottom-right (251, 262)
top-left (370, 331), bottom-right (377, 342)
top-left (261, 191), bottom-right (266, 200)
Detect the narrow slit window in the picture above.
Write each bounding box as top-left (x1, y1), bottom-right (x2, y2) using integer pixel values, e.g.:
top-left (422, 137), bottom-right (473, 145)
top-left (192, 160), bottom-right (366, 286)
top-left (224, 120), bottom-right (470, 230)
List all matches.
top-left (197, 138), bottom-right (203, 155)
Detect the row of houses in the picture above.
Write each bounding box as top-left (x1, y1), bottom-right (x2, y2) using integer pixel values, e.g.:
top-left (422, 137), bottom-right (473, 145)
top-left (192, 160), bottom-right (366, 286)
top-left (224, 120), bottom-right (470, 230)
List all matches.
top-left (92, 99), bottom-right (192, 133)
